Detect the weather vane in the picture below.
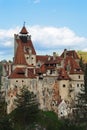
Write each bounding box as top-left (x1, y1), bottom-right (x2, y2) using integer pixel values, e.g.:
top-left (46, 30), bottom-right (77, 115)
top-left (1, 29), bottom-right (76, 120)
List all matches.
top-left (23, 21), bottom-right (26, 27)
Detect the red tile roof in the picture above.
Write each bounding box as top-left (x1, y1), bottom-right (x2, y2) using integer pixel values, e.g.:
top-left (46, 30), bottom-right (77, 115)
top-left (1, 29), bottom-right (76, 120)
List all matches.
top-left (14, 40), bottom-right (27, 65)
top-left (64, 56), bottom-right (83, 74)
top-left (8, 67), bottom-right (36, 79)
top-left (27, 68), bottom-right (36, 78)
top-left (19, 26), bottom-right (36, 55)
top-left (8, 68), bottom-right (26, 79)
top-left (20, 26), bottom-right (28, 34)
top-left (61, 49), bottom-right (79, 59)
top-left (57, 68), bottom-right (70, 80)
top-left (21, 39), bottom-right (36, 55)
top-left (36, 64), bottom-right (46, 74)
top-left (45, 56), bottom-right (62, 64)
top-left (36, 55), bottom-right (49, 63)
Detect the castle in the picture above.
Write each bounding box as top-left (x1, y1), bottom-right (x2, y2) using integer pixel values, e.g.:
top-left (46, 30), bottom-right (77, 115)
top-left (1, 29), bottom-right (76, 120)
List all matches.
top-left (1, 25), bottom-right (84, 117)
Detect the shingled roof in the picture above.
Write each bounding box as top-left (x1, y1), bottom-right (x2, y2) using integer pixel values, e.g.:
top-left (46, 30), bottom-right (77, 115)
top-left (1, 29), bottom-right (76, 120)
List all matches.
top-left (57, 68), bottom-right (70, 80)
top-left (64, 56), bottom-right (83, 74)
top-left (14, 40), bottom-right (27, 65)
top-left (20, 26), bottom-right (28, 34)
top-left (8, 67), bottom-right (36, 79)
top-left (61, 49), bottom-right (79, 59)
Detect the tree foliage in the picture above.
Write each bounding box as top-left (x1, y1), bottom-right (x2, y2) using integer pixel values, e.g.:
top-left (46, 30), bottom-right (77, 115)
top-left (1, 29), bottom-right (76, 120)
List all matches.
top-left (75, 63), bottom-right (87, 123)
top-left (79, 57), bottom-right (85, 71)
top-left (10, 87), bottom-right (39, 129)
top-left (0, 89), bottom-right (7, 118)
top-left (0, 63), bottom-right (3, 85)
top-left (0, 116), bottom-right (14, 130)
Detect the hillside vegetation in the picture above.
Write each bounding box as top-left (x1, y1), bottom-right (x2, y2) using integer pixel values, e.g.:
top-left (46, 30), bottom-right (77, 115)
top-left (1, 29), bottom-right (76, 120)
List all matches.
top-left (77, 51), bottom-right (87, 63)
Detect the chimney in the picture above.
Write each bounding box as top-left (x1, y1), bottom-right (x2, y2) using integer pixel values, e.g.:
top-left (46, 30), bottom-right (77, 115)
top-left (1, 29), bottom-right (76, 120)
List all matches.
top-left (53, 52), bottom-right (56, 60)
top-left (8, 63), bottom-right (11, 75)
top-left (48, 56), bottom-right (51, 61)
top-left (64, 49), bottom-right (67, 58)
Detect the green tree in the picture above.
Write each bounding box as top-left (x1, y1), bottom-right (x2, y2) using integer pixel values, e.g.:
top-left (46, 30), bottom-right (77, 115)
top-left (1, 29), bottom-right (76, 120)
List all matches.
top-left (79, 57), bottom-right (85, 71)
top-left (0, 63), bottom-right (3, 86)
top-left (0, 116), bottom-right (14, 130)
top-left (0, 86), bottom-right (14, 130)
top-left (75, 63), bottom-right (87, 123)
top-left (10, 87), bottom-right (39, 130)
top-left (0, 89), bottom-right (7, 118)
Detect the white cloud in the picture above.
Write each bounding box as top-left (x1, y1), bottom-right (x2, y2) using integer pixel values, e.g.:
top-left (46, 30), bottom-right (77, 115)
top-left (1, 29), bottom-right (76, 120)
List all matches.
top-left (82, 48), bottom-right (87, 51)
top-left (29, 25), bottom-right (87, 48)
top-left (0, 25), bottom-right (87, 60)
top-left (0, 27), bottom-right (19, 46)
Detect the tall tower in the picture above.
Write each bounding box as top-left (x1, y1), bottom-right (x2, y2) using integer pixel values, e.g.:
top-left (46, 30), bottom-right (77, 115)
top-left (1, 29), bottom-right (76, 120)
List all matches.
top-left (13, 25), bottom-right (36, 67)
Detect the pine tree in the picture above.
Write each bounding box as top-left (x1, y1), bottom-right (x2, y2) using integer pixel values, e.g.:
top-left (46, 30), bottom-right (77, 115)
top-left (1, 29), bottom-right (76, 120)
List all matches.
top-left (0, 89), bottom-right (7, 118)
top-left (75, 64), bottom-right (87, 122)
top-left (11, 86), bottom-right (39, 129)
top-left (79, 57), bottom-right (85, 71)
top-left (0, 63), bottom-right (2, 86)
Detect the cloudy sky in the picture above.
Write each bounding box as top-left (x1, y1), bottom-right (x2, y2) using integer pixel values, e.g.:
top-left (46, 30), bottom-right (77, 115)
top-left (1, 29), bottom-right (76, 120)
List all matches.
top-left (0, 0), bottom-right (87, 60)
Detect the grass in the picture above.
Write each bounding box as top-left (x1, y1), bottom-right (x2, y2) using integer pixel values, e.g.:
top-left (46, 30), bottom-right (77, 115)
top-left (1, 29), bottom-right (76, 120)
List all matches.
top-left (77, 50), bottom-right (87, 63)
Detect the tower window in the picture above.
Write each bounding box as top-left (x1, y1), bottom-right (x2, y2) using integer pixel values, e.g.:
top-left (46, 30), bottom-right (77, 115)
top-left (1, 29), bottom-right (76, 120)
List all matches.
top-left (63, 84), bottom-right (66, 87)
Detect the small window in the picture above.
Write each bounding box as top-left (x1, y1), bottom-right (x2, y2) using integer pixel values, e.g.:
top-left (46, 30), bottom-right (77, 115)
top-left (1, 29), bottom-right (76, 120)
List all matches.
top-left (15, 85), bottom-right (17, 88)
top-left (70, 84), bottom-right (72, 87)
top-left (50, 70), bottom-right (52, 74)
top-left (78, 75), bottom-right (80, 79)
top-left (63, 84), bottom-right (66, 87)
top-left (61, 112), bottom-right (63, 115)
top-left (32, 57), bottom-right (34, 59)
top-left (38, 64), bottom-right (40, 67)
top-left (77, 84), bottom-right (79, 87)
top-left (52, 103), bottom-right (54, 106)
top-left (11, 95), bottom-right (13, 97)
top-left (22, 80), bottom-right (24, 82)
top-left (16, 80), bottom-right (18, 82)
top-left (27, 57), bottom-right (28, 59)
top-left (81, 84), bottom-right (83, 87)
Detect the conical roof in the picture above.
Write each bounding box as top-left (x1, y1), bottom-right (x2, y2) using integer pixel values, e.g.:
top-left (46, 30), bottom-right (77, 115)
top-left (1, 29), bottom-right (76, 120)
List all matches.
top-left (20, 26), bottom-right (28, 34)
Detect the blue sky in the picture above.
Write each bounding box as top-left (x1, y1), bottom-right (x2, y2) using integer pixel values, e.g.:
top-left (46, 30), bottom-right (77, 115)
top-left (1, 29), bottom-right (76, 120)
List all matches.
top-left (0, 0), bottom-right (87, 60)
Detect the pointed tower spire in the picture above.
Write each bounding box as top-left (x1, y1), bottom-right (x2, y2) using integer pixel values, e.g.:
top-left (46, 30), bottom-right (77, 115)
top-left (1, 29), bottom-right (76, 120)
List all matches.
top-left (20, 22), bottom-right (28, 34)
top-left (23, 21), bottom-right (26, 27)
